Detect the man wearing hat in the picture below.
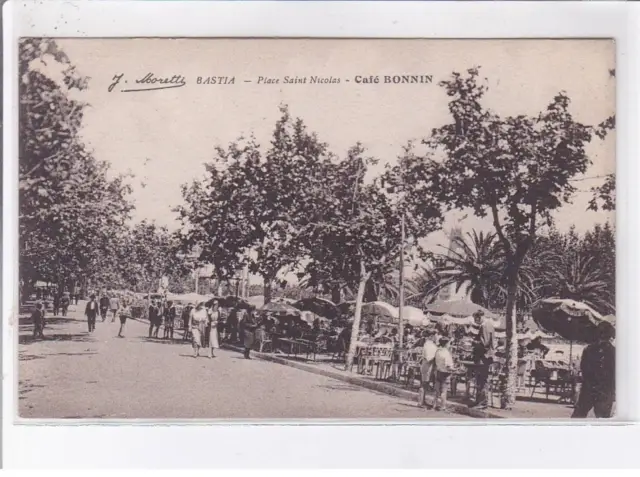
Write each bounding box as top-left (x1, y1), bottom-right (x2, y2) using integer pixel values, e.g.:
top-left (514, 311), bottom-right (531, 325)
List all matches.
top-left (84, 294), bottom-right (99, 332)
top-left (471, 310), bottom-right (495, 409)
top-left (572, 321), bottom-right (616, 418)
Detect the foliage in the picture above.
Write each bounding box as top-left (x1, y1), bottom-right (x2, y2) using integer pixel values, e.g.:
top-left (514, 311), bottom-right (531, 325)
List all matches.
top-left (19, 39), bottom-right (134, 293)
top-left (588, 173), bottom-right (616, 212)
top-left (405, 68), bottom-right (613, 408)
top-left (176, 106), bottom-right (336, 303)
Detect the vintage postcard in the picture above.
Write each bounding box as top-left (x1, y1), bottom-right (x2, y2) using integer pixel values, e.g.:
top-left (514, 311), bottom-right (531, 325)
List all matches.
top-left (17, 38), bottom-right (615, 420)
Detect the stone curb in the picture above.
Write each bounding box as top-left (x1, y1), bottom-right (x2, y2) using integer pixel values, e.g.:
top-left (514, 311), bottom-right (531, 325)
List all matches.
top-left (221, 343), bottom-right (503, 419)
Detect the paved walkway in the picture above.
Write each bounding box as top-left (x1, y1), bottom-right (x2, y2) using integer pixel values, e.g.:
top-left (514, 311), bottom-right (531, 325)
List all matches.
top-left (234, 352), bottom-right (578, 419)
top-left (18, 303), bottom-right (466, 420)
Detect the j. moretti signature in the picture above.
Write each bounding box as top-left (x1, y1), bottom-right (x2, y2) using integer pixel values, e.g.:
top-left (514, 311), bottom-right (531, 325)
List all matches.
top-left (108, 73), bottom-right (187, 92)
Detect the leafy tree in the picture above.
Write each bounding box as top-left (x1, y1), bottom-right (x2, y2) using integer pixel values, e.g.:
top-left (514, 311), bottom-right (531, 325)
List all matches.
top-left (406, 68), bottom-right (613, 408)
top-left (177, 106), bottom-right (335, 304)
top-left (19, 39), bottom-right (133, 295)
top-left (114, 222), bottom-right (190, 293)
top-left (588, 173), bottom-right (615, 212)
top-left (299, 145), bottom-right (442, 367)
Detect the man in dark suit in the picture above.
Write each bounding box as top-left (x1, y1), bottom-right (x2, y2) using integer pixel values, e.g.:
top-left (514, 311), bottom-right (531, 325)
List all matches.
top-left (85, 294), bottom-right (99, 332)
top-left (148, 299), bottom-right (161, 338)
top-left (572, 321), bottom-right (616, 418)
top-left (471, 310), bottom-right (495, 409)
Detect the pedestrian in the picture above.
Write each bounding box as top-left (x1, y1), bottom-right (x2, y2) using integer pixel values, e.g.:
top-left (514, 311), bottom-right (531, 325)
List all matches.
top-left (60, 292), bottom-right (70, 317)
top-left (109, 294), bottom-right (120, 323)
top-left (470, 310), bottom-right (495, 409)
top-left (572, 321), bottom-right (616, 418)
top-left (241, 307), bottom-right (258, 359)
top-left (99, 293), bottom-right (110, 322)
top-left (433, 337), bottom-right (456, 412)
top-left (117, 302), bottom-right (131, 338)
top-left (182, 303), bottom-right (193, 341)
top-left (32, 301), bottom-right (45, 339)
top-left (52, 292), bottom-right (60, 317)
top-left (207, 300), bottom-right (221, 358)
top-left (418, 329), bottom-right (438, 407)
top-left (148, 299), bottom-right (161, 338)
top-left (85, 294), bottom-right (99, 332)
top-left (189, 302), bottom-right (208, 357)
top-left (164, 300), bottom-right (177, 339)
top-left (227, 307), bottom-right (239, 343)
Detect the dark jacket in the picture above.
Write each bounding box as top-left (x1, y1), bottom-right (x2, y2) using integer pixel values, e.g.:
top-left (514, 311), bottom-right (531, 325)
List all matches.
top-left (165, 305), bottom-right (177, 320)
top-left (85, 300), bottom-right (99, 318)
top-left (100, 296), bottom-right (110, 310)
top-left (148, 305), bottom-right (161, 324)
top-left (580, 341), bottom-right (615, 395)
top-left (242, 312), bottom-right (258, 348)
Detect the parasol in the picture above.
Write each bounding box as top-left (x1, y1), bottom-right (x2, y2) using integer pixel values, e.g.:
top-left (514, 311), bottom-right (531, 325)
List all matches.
top-left (361, 301), bottom-right (399, 319)
top-left (431, 313), bottom-right (474, 326)
top-left (300, 310), bottom-right (331, 325)
top-left (401, 306), bottom-right (431, 326)
top-left (531, 298), bottom-right (612, 366)
top-left (293, 297), bottom-right (339, 319)
top-left (260, 301), bottom-right (301, 316)
top-left (423, 299), bottom-right (498, 320)
top-left (216, 295), bottom-right (252, 310)
top-left (531, 298), bottom-right (607, 343)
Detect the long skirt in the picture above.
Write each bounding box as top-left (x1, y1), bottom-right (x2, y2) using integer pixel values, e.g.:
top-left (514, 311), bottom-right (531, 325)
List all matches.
top-left (209, 327), bottom-right (220, 349)
top-left (192, 323), bottom-right (206, 348)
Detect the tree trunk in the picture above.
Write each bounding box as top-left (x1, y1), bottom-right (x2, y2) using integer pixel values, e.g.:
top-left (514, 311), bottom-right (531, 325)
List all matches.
top-left (345, 261), bottom-right (370, 370)
top-left (364, 278), bottom-right (377, 303)
top-left (500, 266), bottom-right (519, 409)
top-left (263, 276), bottom-right (274, 305)
top-left (331, 284), bottom-right (341, 304)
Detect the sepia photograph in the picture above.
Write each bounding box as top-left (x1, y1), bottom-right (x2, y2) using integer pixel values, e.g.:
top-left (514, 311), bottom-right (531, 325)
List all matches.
top-left (17, 38), bottom-right (616, 421)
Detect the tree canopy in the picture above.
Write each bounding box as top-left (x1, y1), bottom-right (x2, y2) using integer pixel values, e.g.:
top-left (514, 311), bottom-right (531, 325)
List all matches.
top-left (403, 67), bottom-right (613, 408)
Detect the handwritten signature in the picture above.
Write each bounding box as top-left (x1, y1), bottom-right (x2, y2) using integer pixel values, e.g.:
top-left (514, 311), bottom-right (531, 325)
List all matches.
top-left (108, 73), bottom-right (187, 93)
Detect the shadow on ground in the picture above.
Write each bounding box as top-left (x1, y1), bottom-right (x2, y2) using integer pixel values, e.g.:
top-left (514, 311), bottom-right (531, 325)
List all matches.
top-left (19, 332), bottom-right (94, 345)
top-left (317, 383), bottom-right (364, 392)
top-left (138, 337), bottom-right (191, 346)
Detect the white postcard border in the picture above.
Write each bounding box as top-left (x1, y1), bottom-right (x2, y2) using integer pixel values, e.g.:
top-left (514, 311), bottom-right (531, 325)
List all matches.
top-left (3, 0), bottom-right (640, 469)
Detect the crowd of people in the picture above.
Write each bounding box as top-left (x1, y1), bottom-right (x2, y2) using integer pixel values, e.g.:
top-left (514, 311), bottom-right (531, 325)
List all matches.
top-left (26, 288), bottom-right (616, 418)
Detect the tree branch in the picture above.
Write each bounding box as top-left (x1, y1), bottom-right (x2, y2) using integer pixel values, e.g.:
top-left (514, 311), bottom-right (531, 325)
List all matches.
top-left (490, 202), bottom-right (513, 258)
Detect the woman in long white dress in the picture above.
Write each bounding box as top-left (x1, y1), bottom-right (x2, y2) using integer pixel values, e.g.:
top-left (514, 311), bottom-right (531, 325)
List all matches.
top-left (189, 302), bottom-right (208, 357)
top-left (207, 300), bottom-right (221, 358)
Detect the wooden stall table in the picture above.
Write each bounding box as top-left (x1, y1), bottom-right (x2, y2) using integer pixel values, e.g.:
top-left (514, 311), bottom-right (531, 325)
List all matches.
top-left (278, 338), bottom-right (304, 357)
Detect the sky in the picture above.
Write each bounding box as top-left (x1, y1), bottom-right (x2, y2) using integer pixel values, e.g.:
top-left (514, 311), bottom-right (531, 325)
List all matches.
top-left (39, 39), bottom-right (616, 281)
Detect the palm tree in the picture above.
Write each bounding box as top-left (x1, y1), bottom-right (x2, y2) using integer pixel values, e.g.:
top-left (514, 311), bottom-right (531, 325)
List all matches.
top-left (432, 230), bottom-right (503, 308)
top-left (364, 269), bottom-right (419, 306)
top-left (546, 253), bottom-right (614, 314)
top-left (406, 266), bottom-right (442, 306)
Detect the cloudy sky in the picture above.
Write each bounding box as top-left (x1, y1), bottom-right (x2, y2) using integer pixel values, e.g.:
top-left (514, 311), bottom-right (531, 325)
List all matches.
top-left (42, 39), bottom-right (615, 279)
